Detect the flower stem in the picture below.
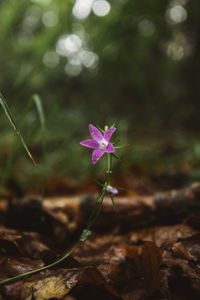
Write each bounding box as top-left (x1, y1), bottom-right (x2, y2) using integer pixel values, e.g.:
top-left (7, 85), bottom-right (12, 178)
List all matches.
top-left (0, 149), bottom-right (114, 287)
top-left (86, 189), bottom-right (106, 230)
top-left (106, 153), bottom-right (112, 185)
top-left (86, 190), bottom-right (106, 230)
top-left (0, 241), bottom-right (82, 287)
top-left (0, 188), bottom-right (107, 287)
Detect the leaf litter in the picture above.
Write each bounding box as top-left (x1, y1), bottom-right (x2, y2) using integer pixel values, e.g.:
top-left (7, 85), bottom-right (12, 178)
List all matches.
top-left (0, 183), bottom-right (200, 299)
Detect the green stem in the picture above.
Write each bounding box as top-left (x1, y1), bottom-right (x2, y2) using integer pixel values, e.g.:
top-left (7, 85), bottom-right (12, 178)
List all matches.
top-left (86, 190), bottom-right (105, 229)
top-left (0, 147), bottom-right (113, 287)
top-left (86, 190), bottom-right (106, 230)
top-left (0, 241), bottom-right (82, 287)
top-left (0, 191), bottom-right (107, 287)
top-left (106, 153), bottom-right (112, 185)
top-left (88, 196), bottom-right (104, 228)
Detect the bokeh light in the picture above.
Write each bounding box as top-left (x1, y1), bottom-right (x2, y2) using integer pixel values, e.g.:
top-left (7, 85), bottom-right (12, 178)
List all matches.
top-left (65, 62), bottom-right (82, 77)
top-left (92, 0), bottom-right (111, 17)
top-left (138, 19), bottom-right (155, 37)
top-left (73, 0), bottom-right (94, 20)
top-left (56, 34), bottom-right (82, 57)
top-left (166, 4), bottom-right (187, 24)
top-left (43, 51), bottom-right (60, 68)
top-left (42, 10), bottom-right (58, 27)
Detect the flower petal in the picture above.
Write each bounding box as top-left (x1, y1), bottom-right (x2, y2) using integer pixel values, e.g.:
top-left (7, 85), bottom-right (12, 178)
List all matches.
top-left (107, 186), bottom-right (118, 196)
top-left (92, 149), bottom-right (105, 164)
top-left (105, 142), bottom-right (115, 153)
top-left (80, 139), bottom-right (98, 149)
top-left (89, 124), bottom-right (103, 142)
top-left (104, 127), bottom-right (116, 142)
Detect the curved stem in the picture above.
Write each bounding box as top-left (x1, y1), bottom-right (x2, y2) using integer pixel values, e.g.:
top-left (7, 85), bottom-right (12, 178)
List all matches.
top-left (0, 241), bottom-right (82, 287)
top-left (0, 191), bottom-right (107, 287)
top-left (0, 149), bottom-right (114, 287)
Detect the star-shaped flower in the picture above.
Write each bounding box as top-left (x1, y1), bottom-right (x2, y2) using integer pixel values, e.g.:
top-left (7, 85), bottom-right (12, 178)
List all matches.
top-left (80, 124), bottom-right (116, 164)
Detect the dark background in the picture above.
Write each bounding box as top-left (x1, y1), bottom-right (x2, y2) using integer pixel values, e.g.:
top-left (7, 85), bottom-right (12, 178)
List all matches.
top-left (0, 0), bottom-right (200, 195)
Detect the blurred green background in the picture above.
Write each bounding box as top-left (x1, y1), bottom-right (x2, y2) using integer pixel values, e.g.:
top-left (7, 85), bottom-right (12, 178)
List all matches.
top-left (0, 0), bottom-right (200, 195)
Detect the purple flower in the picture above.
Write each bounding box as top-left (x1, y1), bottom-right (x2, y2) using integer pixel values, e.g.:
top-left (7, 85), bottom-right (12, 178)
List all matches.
top-left (80, 124), bottom-right (116, 164)
top-left (107, 185), bottom-right (118, 196)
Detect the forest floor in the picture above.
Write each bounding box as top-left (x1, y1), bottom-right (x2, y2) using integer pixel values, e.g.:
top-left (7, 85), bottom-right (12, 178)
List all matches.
top-left (0, 181), bottom-right (200, 300)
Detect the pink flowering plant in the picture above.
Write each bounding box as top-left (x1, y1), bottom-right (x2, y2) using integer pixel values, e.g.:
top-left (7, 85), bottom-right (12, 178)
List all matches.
top-left (0, 123), bottom-right (123, 287)
top-left (80, 124), bottom-right (116, 164)
top-left (80, 124), bottom-right (121, 221)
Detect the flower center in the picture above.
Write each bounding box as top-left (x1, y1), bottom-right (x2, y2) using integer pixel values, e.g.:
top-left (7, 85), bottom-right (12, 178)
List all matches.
top-left (98, 139), bottom-right (108, 150)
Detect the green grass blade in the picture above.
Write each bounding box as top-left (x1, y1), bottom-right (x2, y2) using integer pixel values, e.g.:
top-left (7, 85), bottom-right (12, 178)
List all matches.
top-left (0, 92), bottom-right (36, 166)
top-left (0, 94), bottom-right (46, 193)
top-left (33, 94), bottom-right (45, 128)
top-left (33, 94), bottom-right (46, 166)
top-left (33, 94), bottom-right (46, 197)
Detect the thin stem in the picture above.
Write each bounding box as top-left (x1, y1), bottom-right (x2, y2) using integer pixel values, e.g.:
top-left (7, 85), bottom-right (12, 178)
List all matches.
top-left (107, 153), bottom-right (111, 173)
top-left (86, 190), bottom-right (104, 229)
top-left (111, 195), bottom-right (115, 209)
top-left (87, 190), bottom-right (106, 230)
top-left (88, 197), bottom-right (104, 228)
top-left (0, 241), bottom-right (82, 287)
top-left (106, 153), bottom-right (112, 185)
top-left (0, 139), bottom-right (114, 287)
top-left (0, 190), bottom-right (107, 287)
